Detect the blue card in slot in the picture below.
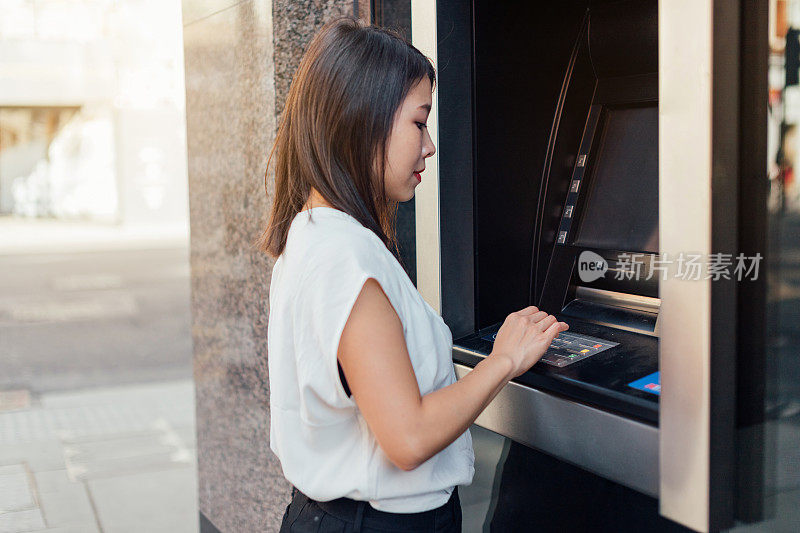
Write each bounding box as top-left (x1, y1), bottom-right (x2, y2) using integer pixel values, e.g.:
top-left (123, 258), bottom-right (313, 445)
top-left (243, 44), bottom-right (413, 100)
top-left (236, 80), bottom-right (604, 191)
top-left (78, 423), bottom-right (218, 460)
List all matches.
top-left (628, 372), bottom-right (661, 395)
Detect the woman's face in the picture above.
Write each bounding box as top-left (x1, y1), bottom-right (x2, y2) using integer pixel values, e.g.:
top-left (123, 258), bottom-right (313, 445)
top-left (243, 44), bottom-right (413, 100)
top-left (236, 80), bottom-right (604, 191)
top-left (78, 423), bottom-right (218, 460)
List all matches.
top-left (382, 78), bottom-right (436, 202)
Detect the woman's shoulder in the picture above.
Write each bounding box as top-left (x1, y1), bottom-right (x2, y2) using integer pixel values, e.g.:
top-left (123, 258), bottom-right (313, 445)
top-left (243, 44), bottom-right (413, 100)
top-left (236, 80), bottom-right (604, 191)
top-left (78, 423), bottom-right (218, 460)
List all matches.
top-left (288, 208), bottom-right (391, 274)
top-left (285, 209), bottom-right (409, 320)
top-left (292, 208), bottom-right (385, 254)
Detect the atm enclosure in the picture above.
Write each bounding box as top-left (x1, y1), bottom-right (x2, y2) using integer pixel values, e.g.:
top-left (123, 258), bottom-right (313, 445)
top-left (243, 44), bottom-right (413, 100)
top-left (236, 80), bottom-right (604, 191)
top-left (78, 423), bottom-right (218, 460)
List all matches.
top-left (410, 0), bottom-right (768, 531)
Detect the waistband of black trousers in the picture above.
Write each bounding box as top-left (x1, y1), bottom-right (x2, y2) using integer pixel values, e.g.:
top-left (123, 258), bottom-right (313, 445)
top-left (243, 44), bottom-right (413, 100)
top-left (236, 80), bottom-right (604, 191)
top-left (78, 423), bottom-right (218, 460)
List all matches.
top-left (290, 486), bottom-right (458, 529)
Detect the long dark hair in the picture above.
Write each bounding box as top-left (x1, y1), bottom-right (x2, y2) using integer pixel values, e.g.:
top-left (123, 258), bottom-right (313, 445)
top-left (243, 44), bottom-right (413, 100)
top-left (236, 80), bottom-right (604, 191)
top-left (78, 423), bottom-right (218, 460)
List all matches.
top-left (254, 16), bottom-right (436, 260)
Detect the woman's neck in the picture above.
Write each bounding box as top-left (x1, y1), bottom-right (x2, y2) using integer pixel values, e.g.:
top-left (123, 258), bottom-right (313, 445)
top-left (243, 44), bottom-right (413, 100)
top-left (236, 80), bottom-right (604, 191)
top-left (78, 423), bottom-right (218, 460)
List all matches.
top-left (301, 188), bottom-right (332, 212)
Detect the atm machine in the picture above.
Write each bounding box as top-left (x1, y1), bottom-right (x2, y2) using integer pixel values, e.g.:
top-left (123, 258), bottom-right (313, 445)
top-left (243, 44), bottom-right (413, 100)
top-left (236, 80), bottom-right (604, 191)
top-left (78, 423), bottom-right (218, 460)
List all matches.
top-left (409, 0), bottom-right (769, 531)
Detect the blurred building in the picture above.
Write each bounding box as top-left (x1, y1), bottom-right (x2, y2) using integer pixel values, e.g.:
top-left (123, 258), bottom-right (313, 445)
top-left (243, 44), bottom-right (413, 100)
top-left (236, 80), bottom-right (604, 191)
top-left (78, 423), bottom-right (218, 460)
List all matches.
top-left (0, 0), bottom-right (188, 229)
top-left (770, 0), bottom-right (800, 213)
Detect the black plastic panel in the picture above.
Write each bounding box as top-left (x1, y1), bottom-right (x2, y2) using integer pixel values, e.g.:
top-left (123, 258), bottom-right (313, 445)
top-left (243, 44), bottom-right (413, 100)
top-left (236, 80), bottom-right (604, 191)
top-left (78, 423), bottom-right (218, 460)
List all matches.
top-left (454, 315), bottom-right (659, 425)
top-left (473, 0), bottom-right (590, 330)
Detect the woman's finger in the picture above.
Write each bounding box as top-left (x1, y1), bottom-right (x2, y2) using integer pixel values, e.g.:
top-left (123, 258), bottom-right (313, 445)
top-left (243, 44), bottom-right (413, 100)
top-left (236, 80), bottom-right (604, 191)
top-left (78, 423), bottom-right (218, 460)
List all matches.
top-left (543, 319), bottom-right (565, 342)
top-left (536, 314), bottom-right (558, 330)
top-left (516, 306), bottom-right (539, 315)
top-left (526, 311), bottom-right (549, 323)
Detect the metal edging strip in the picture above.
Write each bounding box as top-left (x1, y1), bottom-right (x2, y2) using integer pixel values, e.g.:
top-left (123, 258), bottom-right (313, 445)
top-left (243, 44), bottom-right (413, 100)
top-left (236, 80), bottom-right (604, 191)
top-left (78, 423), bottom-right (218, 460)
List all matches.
top-left (411, 0), bottom-right (442, 313)
top-left (659, 1), bottom-right (714, 530)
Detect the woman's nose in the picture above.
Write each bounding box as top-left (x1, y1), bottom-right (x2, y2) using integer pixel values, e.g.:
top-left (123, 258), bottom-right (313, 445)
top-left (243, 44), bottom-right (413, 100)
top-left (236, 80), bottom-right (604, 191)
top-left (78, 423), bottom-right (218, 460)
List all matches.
top-left (424, 136), bottom-right (436, 158)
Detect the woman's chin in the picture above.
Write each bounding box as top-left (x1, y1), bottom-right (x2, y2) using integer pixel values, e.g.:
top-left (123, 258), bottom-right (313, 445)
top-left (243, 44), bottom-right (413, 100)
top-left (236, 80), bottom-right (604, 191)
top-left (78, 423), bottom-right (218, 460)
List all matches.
top-left (388, 190), bottom-right (415, 203)
top-left (403, 189), bottom-right (416, 202)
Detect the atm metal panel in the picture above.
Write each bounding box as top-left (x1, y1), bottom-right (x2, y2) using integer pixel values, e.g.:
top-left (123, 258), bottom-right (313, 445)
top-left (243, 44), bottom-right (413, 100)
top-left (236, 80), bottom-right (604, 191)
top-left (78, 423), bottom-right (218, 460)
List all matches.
top-left (453, 362), bottom-right (659, 498)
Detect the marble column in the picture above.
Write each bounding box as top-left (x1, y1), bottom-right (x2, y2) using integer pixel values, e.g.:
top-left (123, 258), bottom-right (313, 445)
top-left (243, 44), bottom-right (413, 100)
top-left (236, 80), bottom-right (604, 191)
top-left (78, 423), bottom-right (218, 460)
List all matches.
top-left (182, 0), bottom-right (355, 530)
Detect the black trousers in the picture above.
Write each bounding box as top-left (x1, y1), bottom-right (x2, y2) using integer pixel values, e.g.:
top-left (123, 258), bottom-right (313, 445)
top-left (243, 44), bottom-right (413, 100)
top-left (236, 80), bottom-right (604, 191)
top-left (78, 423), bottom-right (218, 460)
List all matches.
top-left (279, 486), bottom-right (462, 532)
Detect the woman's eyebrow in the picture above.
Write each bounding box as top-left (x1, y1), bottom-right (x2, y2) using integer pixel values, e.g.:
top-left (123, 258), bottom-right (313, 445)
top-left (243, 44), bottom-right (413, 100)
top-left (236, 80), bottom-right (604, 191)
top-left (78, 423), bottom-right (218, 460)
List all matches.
top-left (418, 104), bottom-right (431, 112)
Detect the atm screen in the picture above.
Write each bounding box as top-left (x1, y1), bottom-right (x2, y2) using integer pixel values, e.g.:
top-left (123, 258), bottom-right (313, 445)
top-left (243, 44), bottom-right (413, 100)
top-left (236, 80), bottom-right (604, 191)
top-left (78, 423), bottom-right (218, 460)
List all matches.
top-left (573, 105), bottom-right (658, 254)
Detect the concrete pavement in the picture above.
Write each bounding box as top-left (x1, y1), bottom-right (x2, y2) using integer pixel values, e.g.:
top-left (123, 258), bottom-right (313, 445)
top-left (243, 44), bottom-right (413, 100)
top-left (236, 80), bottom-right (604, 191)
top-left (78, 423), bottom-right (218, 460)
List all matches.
top-left (0, 379), bottom-right (198, 533)
top-left (0, 216), bottom-right (197, 531)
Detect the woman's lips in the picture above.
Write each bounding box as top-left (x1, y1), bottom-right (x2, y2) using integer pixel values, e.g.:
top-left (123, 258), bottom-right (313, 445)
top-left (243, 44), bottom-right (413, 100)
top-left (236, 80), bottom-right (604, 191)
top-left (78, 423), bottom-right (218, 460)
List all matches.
top-left (414, 172), bottom-right (421, 183)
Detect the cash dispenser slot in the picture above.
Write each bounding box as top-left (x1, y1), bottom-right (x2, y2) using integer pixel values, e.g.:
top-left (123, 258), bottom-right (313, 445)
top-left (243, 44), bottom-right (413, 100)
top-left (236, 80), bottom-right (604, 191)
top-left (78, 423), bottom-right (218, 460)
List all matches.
top-left (561, 287), bottom-right (660, 337)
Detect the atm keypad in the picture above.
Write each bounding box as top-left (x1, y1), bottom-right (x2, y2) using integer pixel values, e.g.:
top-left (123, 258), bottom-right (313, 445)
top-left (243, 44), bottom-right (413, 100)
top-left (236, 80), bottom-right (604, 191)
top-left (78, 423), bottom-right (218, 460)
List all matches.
top-left (543, 332), bottom-right (619, 367)
top-left (480, 330), bottom-right (619, 367)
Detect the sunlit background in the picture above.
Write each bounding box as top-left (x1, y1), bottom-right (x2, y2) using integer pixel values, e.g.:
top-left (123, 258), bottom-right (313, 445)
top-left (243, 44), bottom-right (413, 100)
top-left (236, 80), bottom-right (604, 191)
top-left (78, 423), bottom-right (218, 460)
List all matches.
top-left (0, 1), bottom-right (195, 531)
top-left (1, 0), bottom-right (188, 227)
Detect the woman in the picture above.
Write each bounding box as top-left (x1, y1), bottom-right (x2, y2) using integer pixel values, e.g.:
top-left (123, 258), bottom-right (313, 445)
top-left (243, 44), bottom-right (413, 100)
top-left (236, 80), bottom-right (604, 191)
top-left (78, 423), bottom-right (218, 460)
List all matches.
top-left (259, 16), bottom-right (569, 532)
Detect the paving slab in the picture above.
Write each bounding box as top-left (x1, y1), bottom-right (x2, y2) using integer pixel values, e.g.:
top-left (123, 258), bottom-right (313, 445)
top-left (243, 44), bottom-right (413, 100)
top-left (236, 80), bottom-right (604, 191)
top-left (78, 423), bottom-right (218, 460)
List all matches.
top-left (0, 464), bottom-right (27, 477)
top-left (0, 382), bottom-right (195, 445)
top-left (0, 509), bottom-right (45, 533)
top-left (87, 466), bottom-right (198, 533)
top-left (0, 442), bottom-right (69, 473)
top-left (0, 380), bottom-right (197, 532)
top-left (39, 381), bottom-right (195, 411)
top-left (61, 421), bottom-right (195, 481)
top-left (25, 524), bottom-right (100, 533)
top-left (33, 470), bottom-right (97, 531)
top-left (0, 464), bottom-right (36, 512)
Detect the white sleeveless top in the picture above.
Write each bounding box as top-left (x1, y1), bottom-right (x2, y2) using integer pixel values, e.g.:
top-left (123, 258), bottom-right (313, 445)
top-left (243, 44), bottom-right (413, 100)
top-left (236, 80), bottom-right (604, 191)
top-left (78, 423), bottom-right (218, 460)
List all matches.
top-left (267, 206), bottom-right (475, 513)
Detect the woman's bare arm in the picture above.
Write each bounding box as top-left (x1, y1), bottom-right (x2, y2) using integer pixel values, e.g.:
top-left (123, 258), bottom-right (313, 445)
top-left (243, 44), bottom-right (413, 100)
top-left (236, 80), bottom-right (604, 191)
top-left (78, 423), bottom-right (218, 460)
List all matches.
top-left (337, 277), bottom-right (567, 471)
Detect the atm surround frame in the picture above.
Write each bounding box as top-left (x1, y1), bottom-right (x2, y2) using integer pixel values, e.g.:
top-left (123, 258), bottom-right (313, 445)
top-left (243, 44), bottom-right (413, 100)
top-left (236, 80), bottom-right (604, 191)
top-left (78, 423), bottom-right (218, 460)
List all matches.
top-left (412, 0), bottom-right (766, 530)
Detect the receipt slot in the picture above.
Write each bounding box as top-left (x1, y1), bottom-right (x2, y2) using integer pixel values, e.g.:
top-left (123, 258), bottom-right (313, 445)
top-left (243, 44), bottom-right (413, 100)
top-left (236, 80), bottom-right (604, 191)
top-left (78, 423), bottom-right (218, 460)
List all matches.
top-left (411, 0), bottom-right (768, 531)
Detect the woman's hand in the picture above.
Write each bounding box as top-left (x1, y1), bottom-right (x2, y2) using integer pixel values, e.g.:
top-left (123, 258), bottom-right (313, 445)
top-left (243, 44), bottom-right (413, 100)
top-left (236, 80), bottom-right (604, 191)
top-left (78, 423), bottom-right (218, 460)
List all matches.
top-left (488, 306), bottom-right (569, 379)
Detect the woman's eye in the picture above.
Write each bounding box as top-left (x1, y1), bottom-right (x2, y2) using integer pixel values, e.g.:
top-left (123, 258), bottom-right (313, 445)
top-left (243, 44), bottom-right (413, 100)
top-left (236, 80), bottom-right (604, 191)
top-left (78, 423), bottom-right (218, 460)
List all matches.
top-left (416, 122), bottom-right (427, 130)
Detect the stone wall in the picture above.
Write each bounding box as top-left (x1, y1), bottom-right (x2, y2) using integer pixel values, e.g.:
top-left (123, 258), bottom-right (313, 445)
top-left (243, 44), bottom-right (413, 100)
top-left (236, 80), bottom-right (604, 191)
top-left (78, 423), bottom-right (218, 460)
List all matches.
top-left (182, 1), bottom-right (355, 530)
